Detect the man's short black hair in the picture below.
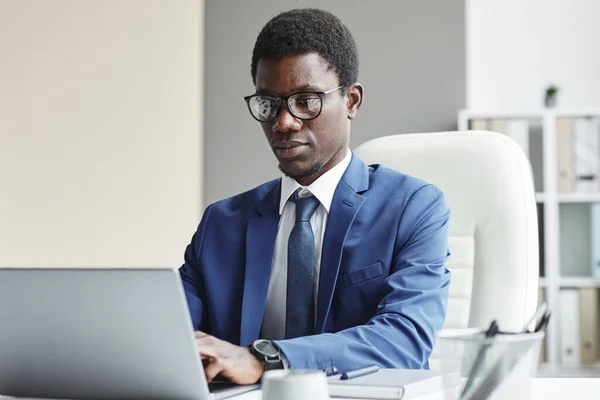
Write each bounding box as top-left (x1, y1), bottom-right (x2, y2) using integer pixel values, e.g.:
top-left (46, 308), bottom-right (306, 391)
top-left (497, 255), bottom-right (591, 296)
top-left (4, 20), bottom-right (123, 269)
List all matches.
top-left (251, 8), bottom-right (359, 87)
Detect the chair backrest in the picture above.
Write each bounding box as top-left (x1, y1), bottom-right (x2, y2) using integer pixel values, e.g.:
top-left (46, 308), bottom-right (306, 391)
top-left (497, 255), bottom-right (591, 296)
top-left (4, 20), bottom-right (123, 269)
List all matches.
top-left (354, 131), bottom-right (539, 333)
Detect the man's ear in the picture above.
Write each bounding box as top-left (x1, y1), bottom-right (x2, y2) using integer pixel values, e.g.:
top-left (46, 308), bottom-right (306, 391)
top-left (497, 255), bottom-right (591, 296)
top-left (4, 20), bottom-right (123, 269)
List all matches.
top-left (346, 83), bottom-right (363, 120)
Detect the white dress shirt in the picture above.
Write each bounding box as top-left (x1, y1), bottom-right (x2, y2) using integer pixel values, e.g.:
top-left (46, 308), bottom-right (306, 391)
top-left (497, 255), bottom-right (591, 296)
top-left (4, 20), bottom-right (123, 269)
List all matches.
top-left (260, 149), bottom-right (352, 340)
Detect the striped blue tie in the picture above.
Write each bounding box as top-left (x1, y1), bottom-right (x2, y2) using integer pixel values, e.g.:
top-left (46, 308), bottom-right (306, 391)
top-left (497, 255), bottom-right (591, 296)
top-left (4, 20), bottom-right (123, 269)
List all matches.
top-left (285, 190), bottom-right (320, 339)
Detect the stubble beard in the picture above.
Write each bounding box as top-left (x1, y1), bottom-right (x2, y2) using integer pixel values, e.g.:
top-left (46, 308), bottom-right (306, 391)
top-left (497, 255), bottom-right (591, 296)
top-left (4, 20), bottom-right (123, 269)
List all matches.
top-left (278, 161), bottom-right (324, 181)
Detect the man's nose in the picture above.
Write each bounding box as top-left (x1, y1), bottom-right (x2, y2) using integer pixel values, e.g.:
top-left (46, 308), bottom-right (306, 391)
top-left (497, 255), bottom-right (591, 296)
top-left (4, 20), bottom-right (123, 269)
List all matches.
top-left (273, 104), bottom-right (302, 133)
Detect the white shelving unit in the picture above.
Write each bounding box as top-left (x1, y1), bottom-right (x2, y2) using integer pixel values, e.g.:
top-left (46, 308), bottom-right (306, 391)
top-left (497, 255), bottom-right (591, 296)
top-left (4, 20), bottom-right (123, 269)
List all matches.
top-left (558, 193), bottom-right (600, 203)
top-left (458, 108), bottom-right (600, 377)
top-left (559, 277), bottom-right (600, 288)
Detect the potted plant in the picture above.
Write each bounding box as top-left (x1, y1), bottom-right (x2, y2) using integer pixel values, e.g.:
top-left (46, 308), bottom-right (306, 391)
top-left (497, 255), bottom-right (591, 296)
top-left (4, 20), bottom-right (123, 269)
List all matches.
top-left (544, 85), bottom-right (559, 108)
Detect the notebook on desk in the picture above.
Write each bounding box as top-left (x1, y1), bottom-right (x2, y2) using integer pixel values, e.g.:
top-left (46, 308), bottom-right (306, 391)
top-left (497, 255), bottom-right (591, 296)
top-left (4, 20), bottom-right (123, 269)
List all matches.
top-left (328, 369), bottom-right (459, 400)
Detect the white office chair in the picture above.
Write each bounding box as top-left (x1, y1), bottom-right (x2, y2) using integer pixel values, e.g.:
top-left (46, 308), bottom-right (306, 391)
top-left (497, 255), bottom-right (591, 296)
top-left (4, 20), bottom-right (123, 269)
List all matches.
top-left (354, 131), bottom-right (539, 335)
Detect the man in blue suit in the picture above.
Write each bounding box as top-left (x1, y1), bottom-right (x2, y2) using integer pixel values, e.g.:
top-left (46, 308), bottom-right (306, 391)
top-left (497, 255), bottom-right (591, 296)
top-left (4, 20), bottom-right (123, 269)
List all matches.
top-left (179, 8), bottom-right (451, 384)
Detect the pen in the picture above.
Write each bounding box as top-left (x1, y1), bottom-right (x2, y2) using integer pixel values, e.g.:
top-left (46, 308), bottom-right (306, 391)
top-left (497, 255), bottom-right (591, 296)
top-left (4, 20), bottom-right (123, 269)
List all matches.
top-left (340, 365), bottom-right (380, 380)
top-left (534, 311), bottom-right (551, 333)
top-left (522, 301), bottom-right (547, 333)
top-left (460, 320), bottom-right (499, 400)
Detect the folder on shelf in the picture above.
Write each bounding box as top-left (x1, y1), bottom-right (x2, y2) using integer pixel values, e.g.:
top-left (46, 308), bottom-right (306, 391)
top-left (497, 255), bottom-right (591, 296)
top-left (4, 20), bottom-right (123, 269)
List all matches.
top-left (592, 203), bottom-right (600, 279)
top-left (537, 204), bottom-right (545, 278)
top-left (572, 117), bottom-right (600, 193)
top-left (489, 119), bottom-right (507, 135)
top-left (556, 117), bottom-right (574, 193)
top-left (559, 289), bottom-right (581, 365)
top-left (538, 287), bottom-right (547, 364)
top-left (470, 118), bottom-right (530, 159)
top-left (470, 118), bottom-right (488, 130)
top-left (579, 288), bottom-right (598, 365)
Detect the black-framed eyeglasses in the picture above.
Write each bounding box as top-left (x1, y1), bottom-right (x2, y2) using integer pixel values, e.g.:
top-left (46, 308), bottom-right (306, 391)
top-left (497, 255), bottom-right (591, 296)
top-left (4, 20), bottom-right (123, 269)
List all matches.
top-left (243, 86), bottom-right (344, 123)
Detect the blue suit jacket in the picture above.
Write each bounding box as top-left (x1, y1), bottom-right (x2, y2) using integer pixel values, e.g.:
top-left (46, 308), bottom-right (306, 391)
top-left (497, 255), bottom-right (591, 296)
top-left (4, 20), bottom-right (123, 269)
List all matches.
top-left (179, 153), bottom-right (451, 373)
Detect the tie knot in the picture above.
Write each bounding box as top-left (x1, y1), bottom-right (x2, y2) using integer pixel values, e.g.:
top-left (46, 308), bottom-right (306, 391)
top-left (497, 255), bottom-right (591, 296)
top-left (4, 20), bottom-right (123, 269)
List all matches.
top-left (291, 190), bottom-right (320, 222)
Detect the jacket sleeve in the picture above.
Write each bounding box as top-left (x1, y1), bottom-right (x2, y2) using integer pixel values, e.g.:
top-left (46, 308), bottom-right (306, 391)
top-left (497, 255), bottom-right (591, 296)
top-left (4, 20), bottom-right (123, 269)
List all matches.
top-left (274, 185), bottom-right (451, 373)
top-left (179, 204), bottom-right (213, 332)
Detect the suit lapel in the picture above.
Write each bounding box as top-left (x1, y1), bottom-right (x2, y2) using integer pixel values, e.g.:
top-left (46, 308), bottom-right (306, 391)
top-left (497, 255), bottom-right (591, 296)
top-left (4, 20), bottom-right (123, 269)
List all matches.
top-left (315, 154), bottom-right (370, 333)
top-left (240, 182), bottom-right (281, 346)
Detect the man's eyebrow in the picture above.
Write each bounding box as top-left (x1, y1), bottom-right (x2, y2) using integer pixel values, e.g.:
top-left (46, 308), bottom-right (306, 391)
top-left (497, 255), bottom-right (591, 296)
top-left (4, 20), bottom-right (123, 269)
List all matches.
top-left (255, 85), bottom-right (322, 95)
top-left (254, 88), bottom-right (274, 95)
top-left (291, 85), bottom-right (322, 92)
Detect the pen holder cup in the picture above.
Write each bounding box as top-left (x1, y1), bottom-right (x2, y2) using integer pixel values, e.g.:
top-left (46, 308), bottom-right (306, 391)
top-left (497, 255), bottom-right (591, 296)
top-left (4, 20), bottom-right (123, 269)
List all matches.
top-left (433, 329), bottom-right (544, 400)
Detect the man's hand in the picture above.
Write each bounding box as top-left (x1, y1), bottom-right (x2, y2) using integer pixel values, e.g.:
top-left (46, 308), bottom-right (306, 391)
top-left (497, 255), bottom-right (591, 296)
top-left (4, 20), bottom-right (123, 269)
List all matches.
top-left (195, 332), bottom-right (264, 384)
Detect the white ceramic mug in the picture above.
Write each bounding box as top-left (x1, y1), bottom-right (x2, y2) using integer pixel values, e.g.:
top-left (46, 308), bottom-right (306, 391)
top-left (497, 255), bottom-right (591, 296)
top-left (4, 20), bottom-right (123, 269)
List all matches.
top-left (261, 370), bottom-right (330, 400)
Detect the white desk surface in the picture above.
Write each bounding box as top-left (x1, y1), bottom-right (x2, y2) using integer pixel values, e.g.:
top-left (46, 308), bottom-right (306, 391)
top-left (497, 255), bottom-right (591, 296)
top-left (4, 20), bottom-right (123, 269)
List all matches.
top-left (1, 378), bottom-right (598, 399)
top-left (229, 378), bottom-right (600, 400)
top-left (530, 378), bottom-right (600, 399)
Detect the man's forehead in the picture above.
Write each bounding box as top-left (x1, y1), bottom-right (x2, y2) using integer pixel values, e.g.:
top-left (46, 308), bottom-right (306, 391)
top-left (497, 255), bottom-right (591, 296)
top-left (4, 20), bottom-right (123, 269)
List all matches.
top-left (254, 54), bottom-right (337, 93)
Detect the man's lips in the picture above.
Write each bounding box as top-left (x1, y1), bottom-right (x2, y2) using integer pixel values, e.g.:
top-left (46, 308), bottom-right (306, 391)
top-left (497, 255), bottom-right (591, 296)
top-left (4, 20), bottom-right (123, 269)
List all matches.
top-left (272, 141), bottom-right (309, 158)
top-left (272, 140), bottom-right (308, 149)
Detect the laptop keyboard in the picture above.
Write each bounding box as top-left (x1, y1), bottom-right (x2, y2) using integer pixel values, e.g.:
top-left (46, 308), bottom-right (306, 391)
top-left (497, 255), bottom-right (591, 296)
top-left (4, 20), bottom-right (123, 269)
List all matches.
top-left (208, 381), bottom-right (259, 400)
top-left (208, 381), bottom-right (238, 393)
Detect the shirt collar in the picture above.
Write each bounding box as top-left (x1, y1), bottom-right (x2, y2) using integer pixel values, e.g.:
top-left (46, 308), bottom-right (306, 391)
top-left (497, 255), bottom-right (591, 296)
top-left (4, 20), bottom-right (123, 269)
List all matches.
top-left (279, 148), bottom-right (352, 215)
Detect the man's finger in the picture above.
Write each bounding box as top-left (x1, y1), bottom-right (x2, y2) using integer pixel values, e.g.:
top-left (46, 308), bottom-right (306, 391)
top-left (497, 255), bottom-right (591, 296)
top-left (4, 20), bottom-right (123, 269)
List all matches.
top-left (195, 331), bottom-right (210, 339)
top-left (195, 334), bottom-right (219, 347)
top-left (196, 344), bottom-right (219, 359)
top-left (203, 359), bottom-right (223, 383)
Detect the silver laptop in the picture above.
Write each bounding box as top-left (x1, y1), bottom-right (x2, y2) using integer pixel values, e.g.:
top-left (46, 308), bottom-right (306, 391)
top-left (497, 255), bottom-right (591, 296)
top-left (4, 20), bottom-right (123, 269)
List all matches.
top-left (0, 267), bottom-right (258, 400)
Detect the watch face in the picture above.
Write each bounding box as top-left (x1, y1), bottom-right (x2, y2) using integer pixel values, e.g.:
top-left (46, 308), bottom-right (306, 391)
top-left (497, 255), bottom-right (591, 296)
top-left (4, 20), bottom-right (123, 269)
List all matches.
top-left (254, 340), bottom-right (280, 358)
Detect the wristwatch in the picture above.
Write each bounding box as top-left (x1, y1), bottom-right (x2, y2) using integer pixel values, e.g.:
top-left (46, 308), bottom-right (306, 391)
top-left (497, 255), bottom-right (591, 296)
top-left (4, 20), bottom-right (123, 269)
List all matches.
top-left (249, 339), bottom-right (285, 371)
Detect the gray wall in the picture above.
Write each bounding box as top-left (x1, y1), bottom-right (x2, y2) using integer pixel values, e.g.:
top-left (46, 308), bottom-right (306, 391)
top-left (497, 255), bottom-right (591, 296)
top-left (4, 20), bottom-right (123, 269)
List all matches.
top-left (204, 0), bottom-right (465, 205)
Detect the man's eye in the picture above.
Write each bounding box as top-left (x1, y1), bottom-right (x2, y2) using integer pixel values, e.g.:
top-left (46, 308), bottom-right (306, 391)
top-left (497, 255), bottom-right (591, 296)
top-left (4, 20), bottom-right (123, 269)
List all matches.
top-left (259, 99), bottom-right (274, 107)
top-left (296, 97), bottom-right (318, 106)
